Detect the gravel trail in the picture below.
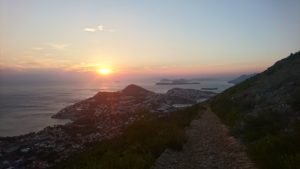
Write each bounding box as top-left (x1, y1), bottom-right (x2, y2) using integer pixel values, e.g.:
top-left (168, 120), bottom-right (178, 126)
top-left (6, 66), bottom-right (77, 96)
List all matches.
top-left (151, 106), bottom-right (257, 169)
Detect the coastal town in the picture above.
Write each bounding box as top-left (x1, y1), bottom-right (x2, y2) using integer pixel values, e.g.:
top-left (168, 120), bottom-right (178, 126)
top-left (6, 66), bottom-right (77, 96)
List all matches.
top-left (0, 84), bottom-right (216, 169)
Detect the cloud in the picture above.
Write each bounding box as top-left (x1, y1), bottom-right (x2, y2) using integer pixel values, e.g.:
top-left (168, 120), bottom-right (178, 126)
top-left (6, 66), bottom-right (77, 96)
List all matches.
top-left (83, 28), bottom-right (97, 32)
top-left (30, 43), bottom-right (69, 54)
top-left (98, 25), bottom-right (104, 31)
top-left (83, 25), bottom-right (115, 33)
top-left (33, 47), bottom-right (43, 51)
top-left (46, 43), bottom-right (69, 50)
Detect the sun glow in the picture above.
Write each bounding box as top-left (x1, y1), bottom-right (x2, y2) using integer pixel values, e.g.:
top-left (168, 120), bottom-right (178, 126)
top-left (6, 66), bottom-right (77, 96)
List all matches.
top-left (98, 68), bottom-right (111, 75)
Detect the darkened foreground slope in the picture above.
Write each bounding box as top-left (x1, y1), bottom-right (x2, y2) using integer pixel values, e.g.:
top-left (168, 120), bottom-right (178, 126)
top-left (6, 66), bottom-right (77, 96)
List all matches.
top-left (53, 105), bottom-right (199, 169)
top-left (211, 51), bottom-right (300, 169)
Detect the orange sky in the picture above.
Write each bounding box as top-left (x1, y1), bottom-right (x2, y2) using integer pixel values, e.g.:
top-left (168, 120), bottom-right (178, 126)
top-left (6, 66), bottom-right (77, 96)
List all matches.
top-left (0, 0), bottom-right (299, 80)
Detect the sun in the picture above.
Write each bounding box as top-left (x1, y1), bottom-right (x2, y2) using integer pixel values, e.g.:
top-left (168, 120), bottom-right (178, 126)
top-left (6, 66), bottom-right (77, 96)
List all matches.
top-left (97, 68), bottom-right (111, 75)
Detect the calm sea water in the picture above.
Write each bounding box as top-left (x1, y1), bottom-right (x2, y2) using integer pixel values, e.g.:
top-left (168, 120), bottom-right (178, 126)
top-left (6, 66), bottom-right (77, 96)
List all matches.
top-left (0, 80), bottom-right (232, 136)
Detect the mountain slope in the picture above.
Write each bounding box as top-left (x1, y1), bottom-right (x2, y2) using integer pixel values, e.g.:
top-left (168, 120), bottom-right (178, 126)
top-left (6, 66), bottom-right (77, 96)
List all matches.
top-left (228, 74), bottom-right (256, 84)
top-left (211, 51), bottom-right (300, 169)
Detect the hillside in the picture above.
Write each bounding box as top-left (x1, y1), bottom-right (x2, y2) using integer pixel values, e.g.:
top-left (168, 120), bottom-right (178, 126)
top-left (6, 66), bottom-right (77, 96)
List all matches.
top-left (211, 51), bottom-right (300, 169)
top-left (52, 85), bottom-right (215, 120)
top-left (228, 73), bottom-right (256, 84)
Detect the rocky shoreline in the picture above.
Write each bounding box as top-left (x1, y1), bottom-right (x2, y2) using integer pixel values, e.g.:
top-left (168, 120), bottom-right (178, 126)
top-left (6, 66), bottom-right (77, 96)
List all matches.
top-left (0, 84), bottom-right (216, 169)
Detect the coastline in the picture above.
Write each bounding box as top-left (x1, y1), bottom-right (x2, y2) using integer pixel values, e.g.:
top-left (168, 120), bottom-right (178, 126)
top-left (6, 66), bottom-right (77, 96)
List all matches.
top-left (0, 84), bottom-right (216, 169)
top-left (0, 80), bottom-right (232, 137)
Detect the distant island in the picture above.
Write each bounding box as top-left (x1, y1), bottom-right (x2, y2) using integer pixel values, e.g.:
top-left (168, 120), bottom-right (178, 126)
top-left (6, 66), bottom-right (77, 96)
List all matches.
top-left (156, 82), bottom-right (200, 85)
top-left (201, 87), bottom-right (218, 90)
top-left (156, 78), bottom-right (200, 85)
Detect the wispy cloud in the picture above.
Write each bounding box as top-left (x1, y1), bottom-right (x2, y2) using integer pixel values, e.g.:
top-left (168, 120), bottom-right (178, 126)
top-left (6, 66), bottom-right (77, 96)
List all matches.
top-left (83, 28), bottom-right (97, 32)
top-left (97, 25), bottom-right (104, 31)
top-left (83, 25), bottom-right (115, 33)
top-left (33, 47), bottom-right (43, 51)
top-left (46, 43), bottom-right (70, 50)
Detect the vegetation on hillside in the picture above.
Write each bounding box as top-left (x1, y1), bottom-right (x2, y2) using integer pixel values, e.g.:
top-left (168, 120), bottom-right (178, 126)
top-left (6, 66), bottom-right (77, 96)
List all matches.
top-left (53, 105), bottom-right (200, 169)
top-left (211, 52), bottom-right (300, 169)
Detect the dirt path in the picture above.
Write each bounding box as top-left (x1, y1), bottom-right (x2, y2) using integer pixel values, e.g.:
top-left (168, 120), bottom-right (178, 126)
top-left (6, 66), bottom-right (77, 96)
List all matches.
top-left (151, 106), bottom-right (257, 169)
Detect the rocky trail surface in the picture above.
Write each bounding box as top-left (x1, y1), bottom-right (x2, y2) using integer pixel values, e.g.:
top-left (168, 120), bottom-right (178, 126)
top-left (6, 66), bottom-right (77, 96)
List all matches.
top-left (151, 106), bottom-right (257, 169)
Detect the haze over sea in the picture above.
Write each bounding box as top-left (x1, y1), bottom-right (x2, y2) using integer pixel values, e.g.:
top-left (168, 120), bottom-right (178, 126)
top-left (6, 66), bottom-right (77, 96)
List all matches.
top-left (0, 79), bottom-right (232, 137)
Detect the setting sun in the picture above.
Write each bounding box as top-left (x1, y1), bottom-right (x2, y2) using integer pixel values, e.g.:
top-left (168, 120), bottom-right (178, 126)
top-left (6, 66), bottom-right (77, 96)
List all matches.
top-left (98, 68), bottom-right (111, 75)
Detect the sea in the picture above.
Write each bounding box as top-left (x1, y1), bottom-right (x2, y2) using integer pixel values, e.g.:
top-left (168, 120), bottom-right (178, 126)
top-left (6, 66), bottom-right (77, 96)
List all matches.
top-left (0, 80), bottom-right (233, 137)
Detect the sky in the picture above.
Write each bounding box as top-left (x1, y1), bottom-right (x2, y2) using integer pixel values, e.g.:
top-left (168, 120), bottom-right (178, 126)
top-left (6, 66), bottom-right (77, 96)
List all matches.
top-left (0, 0), bottom-right (300, 82)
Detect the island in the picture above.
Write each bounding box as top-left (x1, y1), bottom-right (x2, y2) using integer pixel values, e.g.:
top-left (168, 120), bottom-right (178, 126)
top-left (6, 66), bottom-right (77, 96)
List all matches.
top-left (201, 87), bottom-right (218, 90)
top-left (156, 79), bottom-right (200, 85)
